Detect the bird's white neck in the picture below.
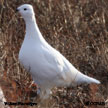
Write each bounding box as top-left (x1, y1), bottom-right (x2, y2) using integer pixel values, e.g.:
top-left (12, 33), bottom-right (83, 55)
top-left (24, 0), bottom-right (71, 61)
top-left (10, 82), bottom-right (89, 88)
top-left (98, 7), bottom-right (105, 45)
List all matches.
top-left (24, 16), bottom-right (46, 44)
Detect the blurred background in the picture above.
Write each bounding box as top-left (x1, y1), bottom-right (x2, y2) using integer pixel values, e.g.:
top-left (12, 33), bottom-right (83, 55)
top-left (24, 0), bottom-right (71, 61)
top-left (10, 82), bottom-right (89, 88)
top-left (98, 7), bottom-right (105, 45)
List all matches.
top-left (0, 0), bottom-right (108, 108)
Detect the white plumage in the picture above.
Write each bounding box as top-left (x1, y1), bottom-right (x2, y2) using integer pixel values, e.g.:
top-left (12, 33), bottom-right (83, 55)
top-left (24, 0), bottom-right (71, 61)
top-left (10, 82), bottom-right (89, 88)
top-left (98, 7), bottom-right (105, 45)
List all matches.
top-left (17, 4), bottom-right (100, 99)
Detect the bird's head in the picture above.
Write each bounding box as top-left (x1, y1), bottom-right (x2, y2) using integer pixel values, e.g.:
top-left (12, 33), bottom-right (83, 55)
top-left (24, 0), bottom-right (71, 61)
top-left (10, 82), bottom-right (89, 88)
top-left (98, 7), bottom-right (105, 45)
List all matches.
top-left (16, 4), bottom-right (35, 21)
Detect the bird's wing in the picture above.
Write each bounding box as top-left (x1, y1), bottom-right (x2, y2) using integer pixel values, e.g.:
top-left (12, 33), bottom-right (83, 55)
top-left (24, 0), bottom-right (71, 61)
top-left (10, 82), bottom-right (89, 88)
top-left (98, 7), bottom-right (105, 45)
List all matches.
top-left (41, 45), bottom-right (78, 86)
top-left (42, 45), bottom-right (65, 75)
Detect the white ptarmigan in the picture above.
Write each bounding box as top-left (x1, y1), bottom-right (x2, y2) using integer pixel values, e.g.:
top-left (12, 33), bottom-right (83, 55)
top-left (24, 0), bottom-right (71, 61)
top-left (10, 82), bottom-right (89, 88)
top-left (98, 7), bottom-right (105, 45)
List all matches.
top-left (17, 4), bottom-right (100, 99)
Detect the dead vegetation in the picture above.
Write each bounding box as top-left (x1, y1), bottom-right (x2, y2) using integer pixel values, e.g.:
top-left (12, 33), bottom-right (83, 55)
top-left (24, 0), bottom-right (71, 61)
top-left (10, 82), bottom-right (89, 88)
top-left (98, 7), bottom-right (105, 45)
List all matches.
top-left (0, 0), bottom-right (108, 108)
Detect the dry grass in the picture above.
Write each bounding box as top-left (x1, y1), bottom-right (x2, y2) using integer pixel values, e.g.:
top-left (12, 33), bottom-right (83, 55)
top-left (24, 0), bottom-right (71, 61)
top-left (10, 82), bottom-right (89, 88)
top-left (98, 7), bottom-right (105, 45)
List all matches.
top-left (0, 0), bottom-right (108, 108)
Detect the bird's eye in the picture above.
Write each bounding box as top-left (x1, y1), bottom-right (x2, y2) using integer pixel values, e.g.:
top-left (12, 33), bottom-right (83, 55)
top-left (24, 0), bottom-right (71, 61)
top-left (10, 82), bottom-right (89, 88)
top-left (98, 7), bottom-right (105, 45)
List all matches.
top-left (24, 8), bottom-right (27, 11)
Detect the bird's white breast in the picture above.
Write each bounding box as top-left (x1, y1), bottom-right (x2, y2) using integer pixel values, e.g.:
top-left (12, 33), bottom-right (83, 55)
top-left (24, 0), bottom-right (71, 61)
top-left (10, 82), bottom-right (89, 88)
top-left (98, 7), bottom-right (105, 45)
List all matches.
top-left (19, 38), bottom-right (66, 88)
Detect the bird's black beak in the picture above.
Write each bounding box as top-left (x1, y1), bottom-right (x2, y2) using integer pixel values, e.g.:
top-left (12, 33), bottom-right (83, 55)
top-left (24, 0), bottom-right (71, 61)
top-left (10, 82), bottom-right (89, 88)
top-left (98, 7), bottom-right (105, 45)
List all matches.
top-left (16, 8), bottom-right (19, 12)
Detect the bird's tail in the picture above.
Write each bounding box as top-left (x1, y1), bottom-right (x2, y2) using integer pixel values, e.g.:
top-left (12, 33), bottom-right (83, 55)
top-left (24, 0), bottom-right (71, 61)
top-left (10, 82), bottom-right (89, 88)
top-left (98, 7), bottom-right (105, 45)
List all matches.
top-left (74, 71), bottom-right (100, 85)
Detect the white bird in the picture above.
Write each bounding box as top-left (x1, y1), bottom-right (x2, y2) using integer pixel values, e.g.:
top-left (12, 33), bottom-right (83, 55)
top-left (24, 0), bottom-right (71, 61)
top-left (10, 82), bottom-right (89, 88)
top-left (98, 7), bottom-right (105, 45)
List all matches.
top-left (17, 4), bottom-right (100, 99)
